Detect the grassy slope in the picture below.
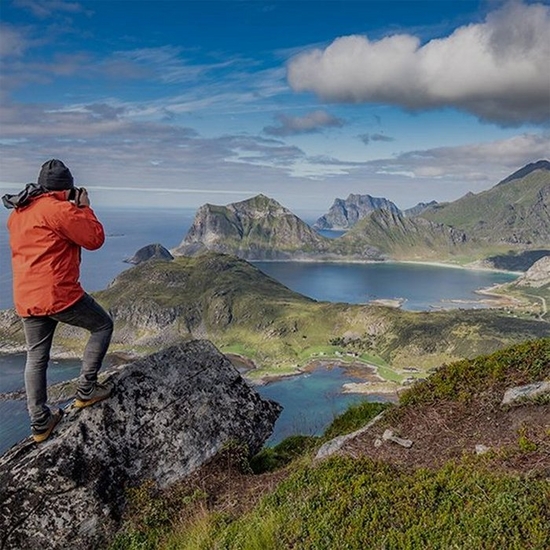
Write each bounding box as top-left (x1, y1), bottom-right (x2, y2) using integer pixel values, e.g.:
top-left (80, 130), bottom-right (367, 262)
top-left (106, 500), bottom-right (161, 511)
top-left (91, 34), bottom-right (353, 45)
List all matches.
top-left (333, 209), bottom-right (476, 260)
top-left (90, 254), bottom-right (550, 378)
top-left (1, 253), bottom-right (547, 381)
top-left (111, 338), bottom-right (550, 550)
top-left (420, 169), bottom-right (550, 243)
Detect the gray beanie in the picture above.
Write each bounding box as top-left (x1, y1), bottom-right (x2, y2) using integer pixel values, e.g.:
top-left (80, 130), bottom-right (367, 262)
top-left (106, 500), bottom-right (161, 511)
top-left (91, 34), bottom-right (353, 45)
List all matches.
top-left (37, 159), bottom-right (74, 190)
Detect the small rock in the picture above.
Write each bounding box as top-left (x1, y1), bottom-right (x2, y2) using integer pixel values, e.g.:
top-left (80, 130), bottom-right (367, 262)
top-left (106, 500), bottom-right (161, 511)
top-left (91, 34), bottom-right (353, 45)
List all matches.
top-left (374, 438), bottom-right (382, 448)
top-left (382, 429), bottom-right (413, 448)
top-left (314, 411), bottom-right (386, 460)
top-left (502, 381), bottom-right (550, 406)
top-left (475, 444), bottom-right (490, 455)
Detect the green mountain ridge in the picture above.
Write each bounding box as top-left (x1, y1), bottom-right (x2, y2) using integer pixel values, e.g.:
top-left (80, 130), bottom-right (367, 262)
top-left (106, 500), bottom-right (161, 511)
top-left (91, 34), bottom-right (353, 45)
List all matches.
top-left (2, 253), bottom-right (545, 380)
top-left (421, 164), bottom-right (550, 245)
top-left (93, 254), bottom-right (550, 374)
top-left (171, 162), bottom-right (550, 264)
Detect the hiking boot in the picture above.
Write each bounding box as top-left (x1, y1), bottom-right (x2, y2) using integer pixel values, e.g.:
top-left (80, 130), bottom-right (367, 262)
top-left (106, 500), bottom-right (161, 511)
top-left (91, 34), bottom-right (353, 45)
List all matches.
top-left (31, 408), bottom-right (64, 443)
top-left (74, 380), bottom-right (114, 408)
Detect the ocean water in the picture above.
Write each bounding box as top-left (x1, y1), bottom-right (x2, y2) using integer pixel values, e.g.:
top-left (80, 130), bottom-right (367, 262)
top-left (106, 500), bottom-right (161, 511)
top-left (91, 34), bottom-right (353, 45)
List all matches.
top-left (0, 206), bottom-right (197, 310)
top-left (0, 205), bottom-right (517, 454)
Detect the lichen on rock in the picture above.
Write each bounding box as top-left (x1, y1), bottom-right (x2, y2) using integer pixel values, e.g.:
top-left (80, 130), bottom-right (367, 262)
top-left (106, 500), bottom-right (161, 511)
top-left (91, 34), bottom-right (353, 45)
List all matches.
top-left (0, 340), bottom-right (281, 550)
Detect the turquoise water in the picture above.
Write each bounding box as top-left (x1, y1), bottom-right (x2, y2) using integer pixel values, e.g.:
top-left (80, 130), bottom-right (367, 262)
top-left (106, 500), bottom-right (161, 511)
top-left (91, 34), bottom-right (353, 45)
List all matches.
top-left (259, 366), bottom-right (388, 445)
top-left (0, 355), bottom-right (384, 454)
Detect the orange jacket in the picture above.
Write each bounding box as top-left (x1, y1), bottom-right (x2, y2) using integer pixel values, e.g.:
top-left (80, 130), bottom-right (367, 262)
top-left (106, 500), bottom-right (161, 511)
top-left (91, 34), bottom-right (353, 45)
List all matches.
top-left (7, 191), bottom-right (105, 316)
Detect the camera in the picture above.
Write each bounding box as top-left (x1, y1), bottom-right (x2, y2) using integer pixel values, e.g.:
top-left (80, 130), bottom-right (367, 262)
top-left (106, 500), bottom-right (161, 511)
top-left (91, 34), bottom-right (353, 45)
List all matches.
top-left (69, 187), bottom-right (80, 201)
top-left (68, 187), bottom-right (81, 202)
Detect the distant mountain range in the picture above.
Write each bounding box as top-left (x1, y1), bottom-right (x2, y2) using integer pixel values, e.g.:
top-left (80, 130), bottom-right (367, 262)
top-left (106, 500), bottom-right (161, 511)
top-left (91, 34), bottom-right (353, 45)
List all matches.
top-left (172, 161), bottom-right (550, 265)
top-left (313, 194), bottom-right (437, 230)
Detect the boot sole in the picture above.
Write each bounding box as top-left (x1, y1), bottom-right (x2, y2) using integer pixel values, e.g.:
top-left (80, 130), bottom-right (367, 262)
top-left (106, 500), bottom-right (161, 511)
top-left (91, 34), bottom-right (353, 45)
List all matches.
top-left (32, 409), bottom-right (64, 443)
top-left (73, 394), bottom-right (111, 408)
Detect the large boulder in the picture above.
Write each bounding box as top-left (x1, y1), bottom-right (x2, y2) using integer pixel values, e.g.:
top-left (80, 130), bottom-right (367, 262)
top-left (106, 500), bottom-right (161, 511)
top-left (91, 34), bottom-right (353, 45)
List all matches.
top-left (0, 340), bottom-right (282, 549)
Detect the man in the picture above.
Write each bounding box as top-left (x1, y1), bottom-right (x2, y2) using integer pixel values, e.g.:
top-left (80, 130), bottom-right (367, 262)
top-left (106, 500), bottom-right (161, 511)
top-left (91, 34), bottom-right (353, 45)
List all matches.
top-left (3, 159), bottom-right (114, 443)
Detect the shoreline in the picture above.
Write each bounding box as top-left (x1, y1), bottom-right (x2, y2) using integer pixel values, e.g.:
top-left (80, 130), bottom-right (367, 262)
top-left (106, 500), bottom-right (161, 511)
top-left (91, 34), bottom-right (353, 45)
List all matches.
top-left (390, 259), bottom-right (523, 276)
top-left (232, 354), bottom-right (401, 398)
top-left (251, 257), bottom-right (523, 275)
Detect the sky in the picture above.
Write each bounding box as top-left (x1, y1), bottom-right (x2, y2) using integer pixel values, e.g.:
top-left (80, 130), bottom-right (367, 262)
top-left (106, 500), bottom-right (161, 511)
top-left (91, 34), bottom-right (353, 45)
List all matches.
top-left (0, 0), bottom-right (549, 215)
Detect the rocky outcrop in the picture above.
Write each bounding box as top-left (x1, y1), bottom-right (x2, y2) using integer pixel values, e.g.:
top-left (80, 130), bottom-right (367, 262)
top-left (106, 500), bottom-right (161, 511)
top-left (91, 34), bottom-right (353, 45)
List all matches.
top-left (172, 194), bottom-right (334, 260)
top-left (314, 194), bottom-right (400, 230)
top-left (0, 340), bottom-right (282, 550)
top-left (124, 243), bottom-right (173, 265)
top-left (501, 380), bottom-right (550, 405)
top-left (403, 200), bottom-right (438, 217)
top-left (514, 256), bottom-right (550, 288)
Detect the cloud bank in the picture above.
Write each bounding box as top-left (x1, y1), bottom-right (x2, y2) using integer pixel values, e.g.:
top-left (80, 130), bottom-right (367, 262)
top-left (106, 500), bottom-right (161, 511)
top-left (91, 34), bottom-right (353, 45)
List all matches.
top-left (287, 1), bottom-right (550, 126)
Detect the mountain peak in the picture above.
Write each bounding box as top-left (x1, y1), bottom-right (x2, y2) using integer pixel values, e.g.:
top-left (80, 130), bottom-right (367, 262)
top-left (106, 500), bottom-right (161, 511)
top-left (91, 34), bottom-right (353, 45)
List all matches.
top-left (497, 160), bottom-right (550, 186)
top-left (232, 194), bottom-right (288, 212)
top-left (314, 193), bottom-right (400, 230)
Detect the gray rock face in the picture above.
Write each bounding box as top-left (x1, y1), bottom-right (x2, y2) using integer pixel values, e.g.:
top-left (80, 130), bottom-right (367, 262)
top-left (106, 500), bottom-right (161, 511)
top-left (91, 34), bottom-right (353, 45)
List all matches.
top-left (314, 194), bottom-right (401, 230)
top-left (0, 340), bottom-right (282, 550)
top-left (514, 256), bottom-right (550, 288)
top-left (124, 243), bottom-right (174, 265)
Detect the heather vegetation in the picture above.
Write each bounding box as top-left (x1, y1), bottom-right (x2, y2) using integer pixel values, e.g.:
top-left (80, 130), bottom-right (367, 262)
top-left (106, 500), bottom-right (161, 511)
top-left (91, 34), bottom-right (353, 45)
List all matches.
top-left (110, 338), bottom-right (550, 550)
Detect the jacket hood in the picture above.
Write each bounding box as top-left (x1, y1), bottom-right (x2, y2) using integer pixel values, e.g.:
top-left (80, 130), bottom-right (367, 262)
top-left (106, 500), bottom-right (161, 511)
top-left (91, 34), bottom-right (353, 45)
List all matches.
top-left (2, 183), bottom-right (50, 210)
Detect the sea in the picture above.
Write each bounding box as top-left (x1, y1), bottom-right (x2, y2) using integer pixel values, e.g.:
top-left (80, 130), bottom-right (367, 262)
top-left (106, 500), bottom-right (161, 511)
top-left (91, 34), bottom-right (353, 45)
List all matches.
top-left (0, 206), bottom-right (518, 454)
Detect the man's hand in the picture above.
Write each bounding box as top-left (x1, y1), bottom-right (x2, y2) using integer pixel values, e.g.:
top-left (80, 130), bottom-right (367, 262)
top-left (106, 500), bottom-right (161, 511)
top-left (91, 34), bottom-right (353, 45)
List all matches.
top-left (76, 187), bottom-right (90, 207)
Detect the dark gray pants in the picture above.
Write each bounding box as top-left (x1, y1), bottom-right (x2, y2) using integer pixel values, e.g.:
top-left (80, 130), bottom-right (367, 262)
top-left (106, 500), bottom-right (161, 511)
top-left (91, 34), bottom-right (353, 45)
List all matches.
top-left (21, 293), bottom-right (113, 428)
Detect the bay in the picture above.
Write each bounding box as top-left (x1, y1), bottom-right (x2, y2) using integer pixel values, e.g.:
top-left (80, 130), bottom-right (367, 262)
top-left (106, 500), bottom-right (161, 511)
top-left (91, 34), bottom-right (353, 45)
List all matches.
top-left (253, 261), bottom-right (517, 310)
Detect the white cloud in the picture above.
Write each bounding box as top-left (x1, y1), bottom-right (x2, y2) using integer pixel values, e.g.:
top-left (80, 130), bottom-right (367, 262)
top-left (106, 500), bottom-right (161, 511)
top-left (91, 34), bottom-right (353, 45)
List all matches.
top-left (13, 0), bottom-right (89, 19)
top-left (359, 133), bottom-right (395, 145)
top-left (287, 1), bottom-right (550, 125)
top-left (368, 132), bottom-right (550, 180)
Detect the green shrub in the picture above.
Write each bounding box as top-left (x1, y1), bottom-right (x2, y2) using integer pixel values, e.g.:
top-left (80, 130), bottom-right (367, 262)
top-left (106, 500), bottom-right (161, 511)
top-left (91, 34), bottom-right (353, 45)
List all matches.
top-left (215, 458), bottom-right (550, 549)
top-left (322, 401), bottom-right (390, 441)
top-left (400, 338), bottom-right (550, 406)
top-left (249, 435), bottom-right (318, 473)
